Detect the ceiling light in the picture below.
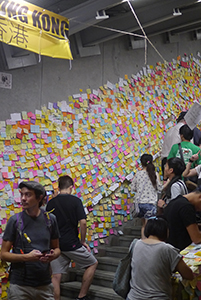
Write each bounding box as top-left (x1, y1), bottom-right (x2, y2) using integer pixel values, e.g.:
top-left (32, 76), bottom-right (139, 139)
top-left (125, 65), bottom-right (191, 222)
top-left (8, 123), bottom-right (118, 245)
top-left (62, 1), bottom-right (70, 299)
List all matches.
top-left (173, 8), bottom-right (182, 16)
top-left (95, 10), bottom-right (109, 20)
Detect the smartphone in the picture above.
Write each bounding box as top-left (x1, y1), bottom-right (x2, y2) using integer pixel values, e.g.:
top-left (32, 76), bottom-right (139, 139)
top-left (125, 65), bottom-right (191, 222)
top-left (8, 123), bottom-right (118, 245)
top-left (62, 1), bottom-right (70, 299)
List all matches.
top-left (46, 191), bottom-right (54, 196)
top-left (42, 249), bottom-right (50, 255)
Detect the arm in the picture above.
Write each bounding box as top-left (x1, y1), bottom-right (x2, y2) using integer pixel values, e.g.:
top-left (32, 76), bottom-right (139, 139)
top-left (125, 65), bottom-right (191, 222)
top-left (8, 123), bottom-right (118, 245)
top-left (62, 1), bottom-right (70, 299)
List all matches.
top-left (79, 219), bottom-right (90, 252)
top-left (156, 172), bottom-right (163, 191)
top-left (182, 152), bottom-right (200, 177)
top-left (175, 258), bottom-right (194, 280)
top-left (183, 162), bottom-right (197, 178)
top-left (130, 175), bottom-right (137, 193)
top-left (1, 240), bottom-right (43, 263)
top-left (186, 223), bottom-right (201, 244)
top-left (163, 178), bottom-right (170, 190)
top-left (157, 199), bottom-right (166, 208)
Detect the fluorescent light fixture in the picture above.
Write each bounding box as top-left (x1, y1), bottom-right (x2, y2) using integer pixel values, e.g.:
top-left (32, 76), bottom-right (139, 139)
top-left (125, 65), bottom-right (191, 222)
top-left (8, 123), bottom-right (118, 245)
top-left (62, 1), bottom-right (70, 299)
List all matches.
top-left (173, 8), bottom-right (182, 16)
top-left (95, 10), bottom-right (109, 20)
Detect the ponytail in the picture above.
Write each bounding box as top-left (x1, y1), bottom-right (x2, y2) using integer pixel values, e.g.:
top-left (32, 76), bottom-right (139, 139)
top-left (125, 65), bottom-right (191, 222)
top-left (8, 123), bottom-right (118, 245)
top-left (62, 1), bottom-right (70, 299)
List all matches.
top-left (140, 154), bottom-right (157, 189)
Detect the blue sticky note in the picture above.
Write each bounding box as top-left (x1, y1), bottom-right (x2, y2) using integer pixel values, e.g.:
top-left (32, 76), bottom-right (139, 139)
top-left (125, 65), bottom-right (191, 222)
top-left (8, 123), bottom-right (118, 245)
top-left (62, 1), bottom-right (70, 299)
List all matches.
top-left (30, 125), bottom-right (40, 133)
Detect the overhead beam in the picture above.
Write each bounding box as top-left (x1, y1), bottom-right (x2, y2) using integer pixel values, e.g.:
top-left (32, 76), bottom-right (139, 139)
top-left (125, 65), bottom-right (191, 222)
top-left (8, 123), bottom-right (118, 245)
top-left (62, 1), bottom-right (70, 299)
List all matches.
top-left (76, 0), bottom-right (201, 46)
top-left (60, 0), bottom-right (123, 35)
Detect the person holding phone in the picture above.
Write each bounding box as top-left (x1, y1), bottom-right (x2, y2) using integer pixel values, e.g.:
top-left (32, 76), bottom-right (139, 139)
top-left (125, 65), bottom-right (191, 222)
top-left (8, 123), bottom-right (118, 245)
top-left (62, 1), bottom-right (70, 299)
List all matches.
top-left (1, 181), bottom-right (60, 300)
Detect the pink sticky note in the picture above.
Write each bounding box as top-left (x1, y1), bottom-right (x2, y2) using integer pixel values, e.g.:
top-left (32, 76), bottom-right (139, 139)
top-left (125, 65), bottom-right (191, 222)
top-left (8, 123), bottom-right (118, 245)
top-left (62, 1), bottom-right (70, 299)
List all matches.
top-left (55, 163), bottom-right (61, 170)
top-left (33, 170), bottom-right (38, 177)
top-left (15, 197), bottom-right (21, 203)
top-left (94, 241), bottom-right (98, 247)
top-left (0, 183), bottom-right (5, 190)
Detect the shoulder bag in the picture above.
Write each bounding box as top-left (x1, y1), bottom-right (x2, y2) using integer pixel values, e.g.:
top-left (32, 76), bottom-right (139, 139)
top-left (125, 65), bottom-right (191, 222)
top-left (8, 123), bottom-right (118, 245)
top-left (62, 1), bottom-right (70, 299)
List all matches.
top-left (113, 238), bottom-right (138, 299)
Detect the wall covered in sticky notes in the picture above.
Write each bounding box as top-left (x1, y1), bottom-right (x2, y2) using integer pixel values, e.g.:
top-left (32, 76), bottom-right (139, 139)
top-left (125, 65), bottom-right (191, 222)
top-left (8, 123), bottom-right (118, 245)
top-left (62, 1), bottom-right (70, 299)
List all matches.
top-left (0, 55), bottom-right (201, 296)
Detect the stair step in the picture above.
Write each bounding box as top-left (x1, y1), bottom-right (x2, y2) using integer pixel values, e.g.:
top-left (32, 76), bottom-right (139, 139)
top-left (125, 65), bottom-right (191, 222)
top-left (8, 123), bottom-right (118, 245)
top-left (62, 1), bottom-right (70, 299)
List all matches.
top-left (123, 225), bottom-right (141, 236)
top-left (96, 256), bottom-right (120, 272)
top-left (119, 235), bottom-right (139, 247)
top-left (61, 282), bottom-right (123, 300)
top-left (68, 268), bottom-right (115, 288)
top-left (60, 220), bottom-right (142, 300)
top-left (98, 246), bottom-right (128, 258)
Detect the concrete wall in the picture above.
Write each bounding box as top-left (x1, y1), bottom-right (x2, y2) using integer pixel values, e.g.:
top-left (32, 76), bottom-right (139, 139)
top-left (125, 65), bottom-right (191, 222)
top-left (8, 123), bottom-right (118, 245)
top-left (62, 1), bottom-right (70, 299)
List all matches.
top-left (0, 32), bottom-right (201, 120)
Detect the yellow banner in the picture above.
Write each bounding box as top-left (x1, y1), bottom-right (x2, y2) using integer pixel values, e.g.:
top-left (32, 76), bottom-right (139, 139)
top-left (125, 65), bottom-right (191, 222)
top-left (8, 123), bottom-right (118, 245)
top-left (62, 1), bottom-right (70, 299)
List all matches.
top-left (0, 0), bottom-right (73, 60)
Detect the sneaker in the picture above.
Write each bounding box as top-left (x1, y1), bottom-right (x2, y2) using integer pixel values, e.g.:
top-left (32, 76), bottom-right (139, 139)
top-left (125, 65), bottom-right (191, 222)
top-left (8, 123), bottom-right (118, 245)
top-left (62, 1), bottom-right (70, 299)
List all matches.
top-left (75, 296), bottom-right (91, 300)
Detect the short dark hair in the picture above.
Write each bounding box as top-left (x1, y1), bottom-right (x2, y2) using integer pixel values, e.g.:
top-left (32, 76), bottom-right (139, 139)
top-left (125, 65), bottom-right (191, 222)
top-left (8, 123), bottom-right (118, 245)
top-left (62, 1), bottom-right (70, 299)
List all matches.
top-left (18, 181), bottom-right (46, 207)
top-left (179, 124), bottom-right (193, 141)
top-left (176, 111), bottom-right (187, 123)
top-left (144, 217), bottom-right (168, 241)
top-left (58, 175), bottom-right (74, 190)
top-left (166, 157), bottom-right (186, 176)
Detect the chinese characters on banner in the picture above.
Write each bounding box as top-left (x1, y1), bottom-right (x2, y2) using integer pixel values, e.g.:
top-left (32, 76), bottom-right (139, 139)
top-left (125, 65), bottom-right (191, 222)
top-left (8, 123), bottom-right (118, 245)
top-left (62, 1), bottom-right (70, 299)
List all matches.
top-left (0, 0), bottom-right (73, 60)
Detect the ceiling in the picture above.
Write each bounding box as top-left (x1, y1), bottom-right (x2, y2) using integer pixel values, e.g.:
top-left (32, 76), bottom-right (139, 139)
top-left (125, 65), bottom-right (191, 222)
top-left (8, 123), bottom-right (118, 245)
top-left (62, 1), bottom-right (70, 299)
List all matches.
top-left (34, 0), bottom-right (201, 44)
top-left (1, 0), bottom-right (201, 69)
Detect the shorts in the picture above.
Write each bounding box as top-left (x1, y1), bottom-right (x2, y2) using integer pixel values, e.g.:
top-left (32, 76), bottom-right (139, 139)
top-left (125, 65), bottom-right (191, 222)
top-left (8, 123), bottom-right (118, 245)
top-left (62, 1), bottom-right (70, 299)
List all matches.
top-left (8, 283), bottom-right (54, 300)
top-left (51, 246), bottom-right (97, 274)
top-left (138, 203), bottom-right (156, 219)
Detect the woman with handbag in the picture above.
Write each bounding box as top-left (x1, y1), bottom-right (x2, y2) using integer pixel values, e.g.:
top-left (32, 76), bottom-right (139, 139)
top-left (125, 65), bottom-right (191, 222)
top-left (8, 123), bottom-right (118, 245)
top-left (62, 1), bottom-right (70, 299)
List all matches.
top-left (157, 157), bottom-right (187, 211)
top-left (130, 154), bottom-right (162, 238)
top-left (126, 217), bottom-right (193, 300)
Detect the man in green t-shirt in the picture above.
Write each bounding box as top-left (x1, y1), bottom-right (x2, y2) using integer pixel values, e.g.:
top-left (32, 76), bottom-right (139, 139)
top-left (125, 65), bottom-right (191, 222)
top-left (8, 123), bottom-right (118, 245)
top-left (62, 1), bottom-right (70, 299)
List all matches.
top-left (168, 124), bottom-right (201, 168)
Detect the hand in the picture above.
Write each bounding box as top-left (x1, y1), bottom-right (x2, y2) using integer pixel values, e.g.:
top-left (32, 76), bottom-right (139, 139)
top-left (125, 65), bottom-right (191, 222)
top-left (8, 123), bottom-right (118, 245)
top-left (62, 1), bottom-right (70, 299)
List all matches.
top-left (190, 151), bottom-right (201, 162)
top-left (158, 199), bottom-right (165, 208)
top-left (26, 250), bottom-right (42, 261)
top-left (82, 242), bottom-right (91, 253)
top-left (40, 249), bottom-right (55, 263)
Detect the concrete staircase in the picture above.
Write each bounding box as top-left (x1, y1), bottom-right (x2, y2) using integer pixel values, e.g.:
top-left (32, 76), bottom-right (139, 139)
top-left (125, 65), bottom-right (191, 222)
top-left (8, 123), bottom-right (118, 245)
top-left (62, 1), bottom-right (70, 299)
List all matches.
top-left (60, 219), bottom-right (141, 300)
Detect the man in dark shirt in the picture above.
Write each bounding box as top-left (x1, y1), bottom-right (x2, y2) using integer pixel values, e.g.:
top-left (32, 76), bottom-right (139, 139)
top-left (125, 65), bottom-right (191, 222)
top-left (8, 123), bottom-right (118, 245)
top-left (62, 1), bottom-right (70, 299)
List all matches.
top-left (164, 187), bottom-right (201, 250)
top-left (1, 181), bottom-right (60, 300)
top-left (47, 175), bottom-right (98, 300)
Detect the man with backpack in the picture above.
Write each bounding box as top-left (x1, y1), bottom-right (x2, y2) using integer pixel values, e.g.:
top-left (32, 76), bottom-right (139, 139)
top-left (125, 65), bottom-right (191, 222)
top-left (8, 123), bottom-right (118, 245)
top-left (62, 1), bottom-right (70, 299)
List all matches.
top-left (1, 181), bottom-right (60, 300)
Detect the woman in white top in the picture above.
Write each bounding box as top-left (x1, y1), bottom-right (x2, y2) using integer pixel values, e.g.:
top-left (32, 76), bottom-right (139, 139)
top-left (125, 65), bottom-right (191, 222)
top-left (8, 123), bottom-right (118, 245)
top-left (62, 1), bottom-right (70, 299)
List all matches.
top-left (131, 154), bottom-right (162, 238)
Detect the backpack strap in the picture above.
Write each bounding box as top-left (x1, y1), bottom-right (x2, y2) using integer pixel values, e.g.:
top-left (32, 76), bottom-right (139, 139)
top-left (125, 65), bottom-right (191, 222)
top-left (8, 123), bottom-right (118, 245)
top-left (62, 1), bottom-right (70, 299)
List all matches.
top-left (15, 212), bottom-right (24, 251)
top-left (178, 143), bottom-right (185, 163)
top-left (177, 180), bottom-right (188, 195)
top-left (43, 210), bottom-right (52, 234)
